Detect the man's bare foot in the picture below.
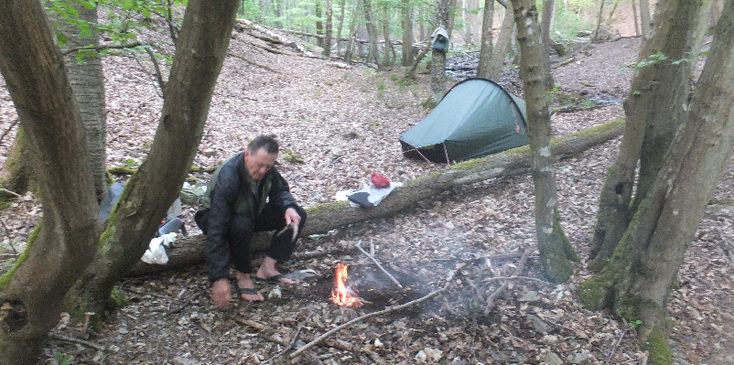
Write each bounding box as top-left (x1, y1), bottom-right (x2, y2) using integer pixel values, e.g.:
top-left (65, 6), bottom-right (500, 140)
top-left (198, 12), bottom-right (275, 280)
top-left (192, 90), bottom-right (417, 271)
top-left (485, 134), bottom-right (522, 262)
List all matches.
top-left (235, 272), bottom-right (264, 301)
top-left (256, 256), bottom-right (295, 285)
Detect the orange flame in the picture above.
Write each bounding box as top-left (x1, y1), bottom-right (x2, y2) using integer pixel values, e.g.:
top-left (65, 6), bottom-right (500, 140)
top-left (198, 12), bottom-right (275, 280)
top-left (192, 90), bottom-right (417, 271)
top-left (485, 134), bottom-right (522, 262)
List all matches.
top-left (331, 263), bottom-right (361, 307)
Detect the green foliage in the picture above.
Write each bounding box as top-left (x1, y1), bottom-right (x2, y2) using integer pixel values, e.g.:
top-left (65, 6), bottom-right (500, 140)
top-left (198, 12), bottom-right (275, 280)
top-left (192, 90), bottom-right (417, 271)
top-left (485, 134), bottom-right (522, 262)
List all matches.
top-left (54, 352), bottom-right (72, 365)
top-left (110, 287), bottom-right (129, 307)
top-left (629, 319), bottom-right (643, 329)
top-left (238, 0), bottom-right (262, 20)
top-left (553, 4), bottom-right (594, 40)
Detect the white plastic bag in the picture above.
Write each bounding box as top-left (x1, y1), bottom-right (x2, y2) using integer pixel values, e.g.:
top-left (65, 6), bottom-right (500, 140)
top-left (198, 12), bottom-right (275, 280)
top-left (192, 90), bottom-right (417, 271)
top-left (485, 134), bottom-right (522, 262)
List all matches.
top-left (141, 233), bottom-right (178, 265)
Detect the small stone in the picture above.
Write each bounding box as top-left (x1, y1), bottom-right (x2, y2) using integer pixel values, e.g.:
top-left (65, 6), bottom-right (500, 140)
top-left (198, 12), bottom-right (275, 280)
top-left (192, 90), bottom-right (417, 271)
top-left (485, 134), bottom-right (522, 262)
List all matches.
top-left (415, 349), bottom-right (427, 362)
top-left (543, 352), bottom-right (563, 365)
top-left (527, 314), bottom-right (551, 334)
top-left (568, 352), bottom-right (592, 365)
top-left (519, 291), bottom-right (540, 302)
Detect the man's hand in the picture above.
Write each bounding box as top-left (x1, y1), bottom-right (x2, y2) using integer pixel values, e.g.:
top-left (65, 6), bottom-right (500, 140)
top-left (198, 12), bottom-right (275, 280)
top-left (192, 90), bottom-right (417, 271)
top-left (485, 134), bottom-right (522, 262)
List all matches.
top-left (211, 278), bottom-right (231, 309)
top-left (284, 207), bottom-right (301, 226)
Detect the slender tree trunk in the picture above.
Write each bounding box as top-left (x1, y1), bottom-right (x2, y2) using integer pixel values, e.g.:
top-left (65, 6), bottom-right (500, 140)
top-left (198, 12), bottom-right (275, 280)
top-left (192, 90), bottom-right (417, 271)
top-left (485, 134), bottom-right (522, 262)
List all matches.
top-left (315, 0), bottom-right (324, 47)
top-left (632, 0), bottom-right (640, 36)
top-left (593, 0), bottom-right (606, 42)
top-left (511, 0), bottom-right (578, 283)
top-left (581, 3), bottom-right (734, 360)
top-left (487, 0), bottom-right (515, 80)
top-left (323, 0), bottom-right (333, 57)
top-left (335, 0), bottom-right (347, 55)
top-left (428, 0), bottom-right (451, 107)
top-left (54, 3), bottom-right (107, 202)
top-left (639, 0), bottom-right (651, 37)
top-left (588, 0), bottom-right (713, 270)
top-left (0, 1), bottom-right (100, 363)
top-left (382, 6), bottom-right (392, 66)
top-left (64, 0), bottom-right (240, 324)
top-left (401, 0), bottom-right (413, 66)
top-left (362, 0), bottom-right (382, 67)
top-left (344, 0), bottom-right (362, 63)
top-left (476, 0), bottom-right (495, 77)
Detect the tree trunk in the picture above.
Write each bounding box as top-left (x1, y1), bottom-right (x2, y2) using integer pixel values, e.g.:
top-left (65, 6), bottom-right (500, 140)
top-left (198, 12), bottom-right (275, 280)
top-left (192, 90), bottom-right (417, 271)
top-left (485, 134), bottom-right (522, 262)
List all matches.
top-left (461, 0), bottom-right (473, 44)
top-left (0, 1), bottom-right (100, 363)
top-left (487, 0), bottom-right (515, 81)
top-left (476, 0), bottom-right (495, 78)
top-left (315, 0), bottom-right (324, 47)
top-left (64, 0), bottom-right (240, 325)
top-left (124, 120), bottom-right (624, 277)
top-left (429, 0), bottom-right (451, 107)
top-left (511, 0), bottom-right (577, 283)
top-left (639, 0), bottom-right (651, 37)
top-left (362, 0), bottom-right (382, 67)
top-left (588, 0), bottom-right (713, 270)
top-left (343, 0), bottom-right (362, 63)
top-left (381, 6), bottom-right (392, 66)
top-left (539, 0), bottom-right (555, 88)
top-left (401, 0), bottom-right (413, 66)
top-left (54, 3), bottom-right (108, 202)
top-left (581, 3), bottom-right (734, 361)
top-left (335, 0), bottom-right (346, 55)
top-left (323, 0), bottom-right (333, 57)
top-left (0, 126), bottom-right (33, 195)
top-left (632, 0), bottom-right (640, 36)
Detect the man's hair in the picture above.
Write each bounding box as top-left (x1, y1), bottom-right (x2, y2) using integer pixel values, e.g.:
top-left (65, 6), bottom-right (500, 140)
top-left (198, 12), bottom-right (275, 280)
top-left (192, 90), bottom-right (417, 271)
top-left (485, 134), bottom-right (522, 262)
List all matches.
top-left (247, 135), bottom-right (279, 155)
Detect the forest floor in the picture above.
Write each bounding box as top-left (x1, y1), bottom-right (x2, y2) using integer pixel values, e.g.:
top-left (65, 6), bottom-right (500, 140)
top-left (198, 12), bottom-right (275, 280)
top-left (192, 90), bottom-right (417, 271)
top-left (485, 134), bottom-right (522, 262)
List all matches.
top-left (1, 23), bottom-right (733, 365)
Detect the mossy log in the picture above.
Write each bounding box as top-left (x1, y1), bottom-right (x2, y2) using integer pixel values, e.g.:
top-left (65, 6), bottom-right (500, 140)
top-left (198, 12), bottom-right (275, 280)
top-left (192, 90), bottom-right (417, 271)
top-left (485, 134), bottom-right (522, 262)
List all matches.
top-left (127, 119), bottom-right (624, 276)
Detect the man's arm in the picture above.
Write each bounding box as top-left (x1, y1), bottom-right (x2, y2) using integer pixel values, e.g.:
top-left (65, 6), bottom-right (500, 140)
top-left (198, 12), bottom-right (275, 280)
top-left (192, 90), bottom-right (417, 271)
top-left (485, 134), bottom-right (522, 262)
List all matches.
top-left (205, 165), bottom-right (240, 282)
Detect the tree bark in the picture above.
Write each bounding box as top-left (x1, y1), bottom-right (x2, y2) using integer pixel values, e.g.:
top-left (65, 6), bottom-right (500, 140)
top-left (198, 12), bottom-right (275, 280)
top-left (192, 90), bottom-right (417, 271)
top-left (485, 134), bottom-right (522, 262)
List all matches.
top-left (335, 0), bottom-right (347, 55)
top-left (125, 120), bottom-right (624, 277)
top-left (0, 1), bottom-right (100, 363)
top-left (475, 0), bottom-right (495, 78)
top-left (581, 2), bottom-right (734, 360)
top-left (362, 0), bottom-right (381, 67)
top-left (323, 0), bottom-right (333, 57)
top-left (429, 0), bottom-right (451, 107)
top-left (381, 6), bottom-right (393, 66)
top-left (0, 126), bottom-right (33, 195)
top-left (588, 0), bottom-right (713, 270)
top-left (64, 0), bottom-right (240, 325)
top-left (55, 3), bottom-right (108, 202)
top-left (639, 0), bottom-right (651, 38)
top-left (343, 0), bottom-right (362, 64)
top-left (401, 0), bottom-right (413, 66)
top-left (487, 0), bottom-right (515, 81)
top-left (511, 0), bottom-right (577, 283)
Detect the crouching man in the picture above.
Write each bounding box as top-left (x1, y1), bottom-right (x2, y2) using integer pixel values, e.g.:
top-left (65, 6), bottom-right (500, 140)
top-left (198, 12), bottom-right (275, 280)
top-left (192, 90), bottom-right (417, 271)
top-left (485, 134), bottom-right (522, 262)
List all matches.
top-left (195, 135), bottom-right (307, 308)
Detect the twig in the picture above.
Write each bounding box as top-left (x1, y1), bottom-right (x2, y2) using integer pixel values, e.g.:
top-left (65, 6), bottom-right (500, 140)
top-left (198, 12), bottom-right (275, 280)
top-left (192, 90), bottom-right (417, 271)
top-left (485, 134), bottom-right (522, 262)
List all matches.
top-left (0, 188), bottom-right (22, 198)
top-left (483, 250), bottom-right (530, 315)
top-left (356, 241), bottom-right (402, 288)
top-left (166, 290), bottom-right (204, 316)
top-left (0, 118), bottom-right (20, 146)
top-left (143, 46), bottom-right (167, 94)
top-left (604, 329), bottom-right (626, 364)
top-left (62, 42), bottom-right (144, 56)
top-left (290, 287), bottom-right (445, 358)
top-left (267, 312), bottom-right (313, 364)
top-left (49, 332), bottom-right (106, 351)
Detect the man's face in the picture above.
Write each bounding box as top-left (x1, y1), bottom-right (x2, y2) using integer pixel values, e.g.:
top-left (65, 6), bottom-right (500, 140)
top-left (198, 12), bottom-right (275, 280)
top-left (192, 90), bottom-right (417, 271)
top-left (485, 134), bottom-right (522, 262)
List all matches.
top-left (244, 147), bottom-right (277, 181)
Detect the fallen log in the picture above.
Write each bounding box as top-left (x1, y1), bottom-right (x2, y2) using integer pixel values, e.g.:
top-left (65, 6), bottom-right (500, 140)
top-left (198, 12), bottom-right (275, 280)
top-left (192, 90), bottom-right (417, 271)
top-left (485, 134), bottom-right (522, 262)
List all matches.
top-left (126, 119), bottom-right (624, 276)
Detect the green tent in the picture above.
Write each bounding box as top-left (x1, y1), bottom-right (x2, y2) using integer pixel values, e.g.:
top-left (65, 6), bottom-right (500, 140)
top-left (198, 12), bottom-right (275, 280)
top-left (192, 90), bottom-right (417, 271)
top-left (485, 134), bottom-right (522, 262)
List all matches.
top-left (400, 78), bottom-right (529, 163)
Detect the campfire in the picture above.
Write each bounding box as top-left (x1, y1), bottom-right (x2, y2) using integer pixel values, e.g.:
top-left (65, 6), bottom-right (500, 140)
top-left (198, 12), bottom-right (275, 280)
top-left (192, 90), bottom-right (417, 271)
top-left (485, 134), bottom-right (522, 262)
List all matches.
top-left (330, 263), bottom-right (361, 307)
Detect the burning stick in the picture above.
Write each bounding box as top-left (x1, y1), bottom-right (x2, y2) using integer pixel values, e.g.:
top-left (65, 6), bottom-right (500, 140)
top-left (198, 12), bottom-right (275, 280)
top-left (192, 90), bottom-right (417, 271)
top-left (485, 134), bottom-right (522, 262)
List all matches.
top-left (356, 241), bottom-right (403, 288)
top-left (276, 221), bottom-right (299, 241)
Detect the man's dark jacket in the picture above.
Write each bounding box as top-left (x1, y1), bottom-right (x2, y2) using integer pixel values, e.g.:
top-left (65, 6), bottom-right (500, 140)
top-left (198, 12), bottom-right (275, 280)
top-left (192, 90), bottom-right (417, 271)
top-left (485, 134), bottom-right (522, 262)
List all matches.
top-left (199, 151), bottom-right (297, 281)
